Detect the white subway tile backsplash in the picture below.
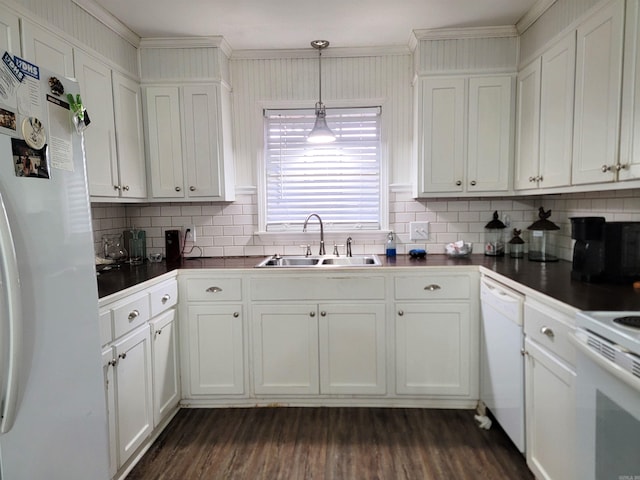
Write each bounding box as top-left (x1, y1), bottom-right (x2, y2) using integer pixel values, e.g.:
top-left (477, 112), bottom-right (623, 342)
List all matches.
top-left (91, 189), bottom-right (640, 261)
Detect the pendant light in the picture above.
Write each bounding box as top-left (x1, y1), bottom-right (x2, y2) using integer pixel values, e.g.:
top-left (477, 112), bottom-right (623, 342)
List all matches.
top-left (307, 40), bottom-right (336, 144)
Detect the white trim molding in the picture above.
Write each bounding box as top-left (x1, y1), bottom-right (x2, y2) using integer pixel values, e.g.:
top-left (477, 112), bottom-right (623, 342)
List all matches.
top-left (231, 45), bottom-right (411, 60)
top-left (412, 26), bottom-right (518, 42)
top-left (516, 0), bottom-right (559, 34)
top-left (71, 0), bottom-right (140, 47)
top-left (139, 36), bottom-right (233, 58)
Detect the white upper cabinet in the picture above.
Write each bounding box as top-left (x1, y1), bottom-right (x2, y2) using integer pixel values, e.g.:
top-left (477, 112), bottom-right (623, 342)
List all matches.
top-left (619, 0), bottom-right (640, 182)
top-left (467, 76), bottom-right (514, 193)
top-left (73, 50), bottom-right (119, 197)
top-left (112, 72), bottom-right (147, 198)
top-left (0, 9), bottom-right (20, 56)
top-left (514, 59), bottom-right (542, 191)
top-left (572, 0), bottom-right (625, 185)
top-left (144, 84), bottom-right (235, 201)
top-left (20, 20), bottom-right (74, 77)
top-left (415, 77), bottom-right (465, 195)
top-left (515, 32), bottom-right (576, 191)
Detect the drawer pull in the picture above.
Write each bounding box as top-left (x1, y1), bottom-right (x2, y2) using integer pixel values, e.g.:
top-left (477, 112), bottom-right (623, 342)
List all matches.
top-left (128, 310), bottom-right (140, 321)
top-left (310, 311), bottom-right (316, 317)
top-left (233, 312), bottom-right (239, 318)
top-left (540, 326), bottom-right (555, 339)
top-left (320, 311), bottom-right (327, 317)
top-left (424, 284), bottom-right (441, 291)
top-left (161, 294), bottom-right (171, 304)
top-left (206, 286), bottom-right (223, 293)
top-left (398, 310), bottom-right (404, 316)
top-left (118, 353), bottom-right (127, 360)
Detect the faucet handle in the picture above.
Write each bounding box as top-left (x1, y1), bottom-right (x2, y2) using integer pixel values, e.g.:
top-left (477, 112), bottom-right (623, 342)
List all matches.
top-left (333, 243), bottom-right (345, 256)
top-left (299, 244), bottom-right (312, 256)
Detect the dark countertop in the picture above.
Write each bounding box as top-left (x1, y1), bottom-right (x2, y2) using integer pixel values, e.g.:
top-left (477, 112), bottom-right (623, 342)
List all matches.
top-left (97, 255), bottom-right (640, 311)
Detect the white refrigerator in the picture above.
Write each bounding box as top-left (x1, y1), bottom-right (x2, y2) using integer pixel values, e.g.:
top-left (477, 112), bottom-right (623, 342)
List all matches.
top-left (0, 57), bottom-right (109, 478)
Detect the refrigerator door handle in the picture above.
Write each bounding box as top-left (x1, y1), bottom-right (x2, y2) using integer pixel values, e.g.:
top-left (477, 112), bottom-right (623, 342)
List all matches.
top-left (0, 192), bottom-right (22, 434)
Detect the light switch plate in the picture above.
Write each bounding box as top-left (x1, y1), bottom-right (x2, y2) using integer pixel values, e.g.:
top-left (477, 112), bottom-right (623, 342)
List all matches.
top-left (410, 221), bottom-right (429, 241)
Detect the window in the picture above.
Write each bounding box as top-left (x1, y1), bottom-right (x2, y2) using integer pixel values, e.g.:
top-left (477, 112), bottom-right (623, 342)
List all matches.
top-left (263, 106), bottom-right (381, 232)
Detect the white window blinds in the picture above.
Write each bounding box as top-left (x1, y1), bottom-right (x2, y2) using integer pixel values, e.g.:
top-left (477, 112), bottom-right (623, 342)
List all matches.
top-left (264, 106), bottom-right (381, 231)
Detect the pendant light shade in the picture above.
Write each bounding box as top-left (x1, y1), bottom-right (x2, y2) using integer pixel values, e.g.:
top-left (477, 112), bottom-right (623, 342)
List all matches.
top-left (307, 40), bottom-right (336, 144)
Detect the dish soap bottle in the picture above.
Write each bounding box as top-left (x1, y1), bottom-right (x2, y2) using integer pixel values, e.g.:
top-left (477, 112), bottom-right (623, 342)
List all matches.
top-left (386, 232), bottom-right (396, 257)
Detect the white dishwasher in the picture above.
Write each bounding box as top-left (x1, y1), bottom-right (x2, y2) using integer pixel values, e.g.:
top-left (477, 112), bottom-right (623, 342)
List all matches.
top-left (479, 276), bottom-right (525, 453)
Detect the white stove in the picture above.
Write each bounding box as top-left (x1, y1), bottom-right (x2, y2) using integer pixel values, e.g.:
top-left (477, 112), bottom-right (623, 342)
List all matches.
top-left (573, 311), bottom-right (640, 480)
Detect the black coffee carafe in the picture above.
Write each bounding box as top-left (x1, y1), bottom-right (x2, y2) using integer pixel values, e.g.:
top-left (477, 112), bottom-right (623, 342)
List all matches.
top-left (570, 217), bottom-right (606, 282)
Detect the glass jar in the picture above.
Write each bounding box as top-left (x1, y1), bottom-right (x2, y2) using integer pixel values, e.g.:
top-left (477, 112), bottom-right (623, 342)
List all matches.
top-left (102, 234), bottom-right (127, 263)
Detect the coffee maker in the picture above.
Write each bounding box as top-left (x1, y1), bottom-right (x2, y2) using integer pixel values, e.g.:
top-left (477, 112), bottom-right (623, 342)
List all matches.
top-left (570, 217), bottom-right (606, 282)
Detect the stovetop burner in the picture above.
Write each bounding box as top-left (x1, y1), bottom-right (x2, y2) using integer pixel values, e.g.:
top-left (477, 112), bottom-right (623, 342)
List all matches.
top-left (613, 316), bottom-right (640, 329)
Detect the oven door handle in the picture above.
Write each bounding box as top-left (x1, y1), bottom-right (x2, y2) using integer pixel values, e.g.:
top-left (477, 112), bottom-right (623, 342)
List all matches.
top-left (569, 331), bottom-right (640, 394)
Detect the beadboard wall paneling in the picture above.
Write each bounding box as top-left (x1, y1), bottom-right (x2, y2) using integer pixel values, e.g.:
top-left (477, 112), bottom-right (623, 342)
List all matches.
top-left (13, 0), bottom-right (138, 75)
top-left (139, 47), bottom-right (228, 83)
top-left (519, 0), bottom-right (601, 65)
top-left (230, 53), bottom-right (414, 187)
top-left (414, 36), bottom-right (519, 75)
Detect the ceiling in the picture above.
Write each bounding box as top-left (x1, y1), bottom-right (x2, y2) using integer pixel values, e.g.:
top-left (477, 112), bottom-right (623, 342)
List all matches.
top-left (89, 0), bottom-right (538, 51)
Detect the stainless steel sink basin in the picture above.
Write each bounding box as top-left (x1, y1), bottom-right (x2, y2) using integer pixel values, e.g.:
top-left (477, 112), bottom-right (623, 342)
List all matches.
top-left (255, 254), bottom-right (381, 268)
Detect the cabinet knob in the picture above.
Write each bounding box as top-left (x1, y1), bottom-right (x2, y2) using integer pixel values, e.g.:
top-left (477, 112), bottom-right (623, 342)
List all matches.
top-left (156, 329), bottom-right (162, 336)
top-left (538, 175), bottom-right (543, 182)
top-left (310, 311), bottom-right (316, 317)
top-left (113, 185), bottom-right (122, 191)
top-left (320, 311), bottom-right (327, 317)
top-left (455, 180), bottom-right (462, 186)
top-left (206, 286), bottom-right (222, 293)
top-left (161, 294), bottom-right (171, 304)
top-left (529, 176), bottom-right (536, 182)
top-left (128, 309), bottom-right (140, 321)
top-left (123, 185), bottom-right (130, 191)
top-left (424, 284), bottom-right (441, 291)
top-left (233, 312), bottom-right (239, 318)
top-left (398, 310), bottom-right (404, 316)
top-left (190, 186), bottom-right (196, 192)
top-left (616, 163), bottom-right (629, 171)
top-left (470, 180), bottom-right (476, 186)
top-left (175, 186), bottom-right (182, 192)
top-left (108, 359), bottom-right (117, 367)
top-left (540, 326), bottom-right (555, 339)
top-left (601, 164), bottom-right (612, 173)
top-left (118, 353), bottom-right (127, 360)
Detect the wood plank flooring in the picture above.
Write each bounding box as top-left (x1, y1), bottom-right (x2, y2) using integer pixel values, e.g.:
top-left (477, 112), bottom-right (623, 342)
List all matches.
top-left (127, 407), bottom-right (533, 480)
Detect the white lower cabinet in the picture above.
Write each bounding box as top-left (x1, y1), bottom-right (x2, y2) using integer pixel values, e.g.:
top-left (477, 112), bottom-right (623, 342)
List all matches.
top-left (395, 302), bottom-right (472, 396)
top-left (252, 303), bottom-right (319, 395)
top-left (523, 297), bottom-right (577, 480)
top-left (150, 309), bottom-right (180, 425)
top-left (187, 304), bottom-right (244, 395)
top-left (113, 324), bottom-right (153, 468)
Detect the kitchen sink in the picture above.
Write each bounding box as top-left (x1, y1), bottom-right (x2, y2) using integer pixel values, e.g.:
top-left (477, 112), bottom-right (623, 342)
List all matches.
top-left (255, 254), bottom-right (381, 268)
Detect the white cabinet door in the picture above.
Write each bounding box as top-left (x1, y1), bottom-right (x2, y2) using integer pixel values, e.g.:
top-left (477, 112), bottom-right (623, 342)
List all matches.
top-left (74, 50), bottom-right (119, 197)
top-left (514, 58), bottom-right (541, 190)
top-left (112, 72), bottom-right (147, 198)
top-left (525, 338), bottom-right (576, 480)
top-left (101, 347), bottom-right (118, 479)
top-left (395, 302), bottom-right (472, 396)
top-left (182, 84), bottom-right (224, 198)
top-left (619, 0), bottom-right (640, 181)
top-left (187, 304), bottom-right (244, 395)
top-left (416, 77), bottom-right (465, 194)
top-left (318, 303), bottom-right (386, 395)
top-left (20, 20), bottom-right (73, 76)
top-left (572, 0), bottom-right (625, 185)
top-left (539, 32), bottom-right (576, 188)
top-left (252, 304), bottom-right (319, 395)
top-left (113, 324), bottom-right (153, 468)
top-left (0, 9), bottom-right (20, 55)
top-left (144, 86), bottom-right (184, 198)
top-left (150, 309), bottom-right (180, 426)
top-left (467, 76), bottom-right (513, 193)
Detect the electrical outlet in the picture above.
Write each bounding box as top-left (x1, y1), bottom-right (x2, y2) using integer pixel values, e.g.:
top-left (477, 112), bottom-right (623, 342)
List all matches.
top-left (183, 225), bottom-right (196, 242)
top-left (409, 221), bottom-right (429, 241)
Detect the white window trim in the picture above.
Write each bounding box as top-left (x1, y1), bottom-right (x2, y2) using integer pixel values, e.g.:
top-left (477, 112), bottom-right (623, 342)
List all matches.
top-left (255, 98), bottom-right (389, 242)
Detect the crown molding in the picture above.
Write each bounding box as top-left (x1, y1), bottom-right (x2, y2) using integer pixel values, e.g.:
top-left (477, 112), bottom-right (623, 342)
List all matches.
top-left (411, 25), bottom-right (518, 42)
top-left (516, 0), bottom-right (558, 33)
top-left (71, 0), bottom-right (140, 47)
top-left (139, 36), bottom-right (233, 58)
top-left (230, 44), bottom-right (411, 60)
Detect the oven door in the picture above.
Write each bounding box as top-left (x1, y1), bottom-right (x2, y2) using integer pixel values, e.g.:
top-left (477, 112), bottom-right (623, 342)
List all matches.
top-left (572, 330), bottom-right (640, 480)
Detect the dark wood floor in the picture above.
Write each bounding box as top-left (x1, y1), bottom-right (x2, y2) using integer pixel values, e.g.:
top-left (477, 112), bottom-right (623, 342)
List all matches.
top-left (127, 407), bottom-right (533, 480)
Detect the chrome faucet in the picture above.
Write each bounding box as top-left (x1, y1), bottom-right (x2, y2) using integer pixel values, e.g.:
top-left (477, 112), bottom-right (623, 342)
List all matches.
top-left (346, 236), bottom-right (352, 257)
top-left (302, 213), bottom-right (325, 255)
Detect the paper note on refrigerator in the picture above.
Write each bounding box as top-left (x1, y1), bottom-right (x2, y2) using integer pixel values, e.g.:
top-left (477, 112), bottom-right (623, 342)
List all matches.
top-left (46, 94), bottom-right (73, 171)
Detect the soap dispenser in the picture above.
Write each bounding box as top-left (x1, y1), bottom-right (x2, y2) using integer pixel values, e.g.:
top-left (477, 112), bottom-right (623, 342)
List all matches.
top-left (386, 232), bottom-right (396, 257)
